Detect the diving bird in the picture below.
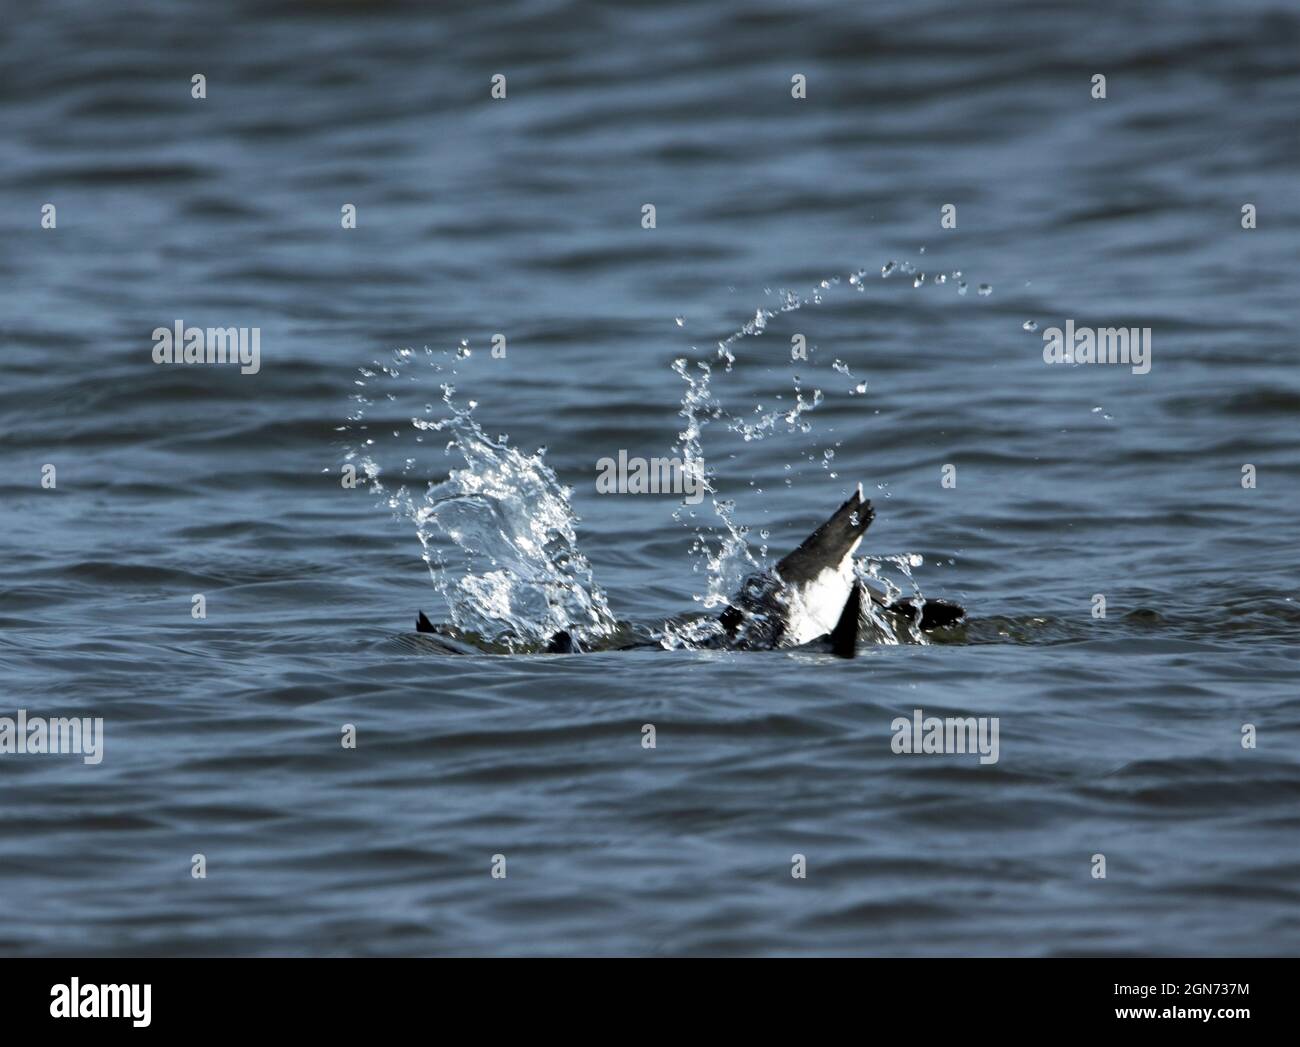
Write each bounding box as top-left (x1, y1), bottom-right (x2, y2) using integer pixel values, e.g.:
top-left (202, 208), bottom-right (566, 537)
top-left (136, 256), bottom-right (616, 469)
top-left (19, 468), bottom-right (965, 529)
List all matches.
top-left (716, 483), bottom-right (964, 657)
top-left (414, 483), bottom-right (965, 657)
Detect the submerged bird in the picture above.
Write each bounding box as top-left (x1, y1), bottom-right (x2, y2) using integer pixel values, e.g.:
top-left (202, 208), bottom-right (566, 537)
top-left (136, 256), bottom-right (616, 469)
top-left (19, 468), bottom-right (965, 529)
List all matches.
top-left (715, 483), bottom-right (964, 655)
top-left (412, 483), bottom-right (965, 658)
top-left (720, 482), bottom-right (876, 653)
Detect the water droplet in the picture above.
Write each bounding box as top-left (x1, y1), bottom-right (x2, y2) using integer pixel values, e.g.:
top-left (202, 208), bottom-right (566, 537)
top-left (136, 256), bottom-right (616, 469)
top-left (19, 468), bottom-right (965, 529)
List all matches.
top-left (977, 284), bottom-right (992, 297)
top-left (1023, 320), bottom-right (1039, 332)
top-left (674, 316), bottom-right (684, 327)
top-left (881, 261), bottom-right (897, 277)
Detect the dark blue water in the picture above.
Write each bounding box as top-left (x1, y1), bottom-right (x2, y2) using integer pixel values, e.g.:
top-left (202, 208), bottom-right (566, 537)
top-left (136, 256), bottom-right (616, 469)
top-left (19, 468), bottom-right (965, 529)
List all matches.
top-left (2, 0), bottom-right (1298, 955)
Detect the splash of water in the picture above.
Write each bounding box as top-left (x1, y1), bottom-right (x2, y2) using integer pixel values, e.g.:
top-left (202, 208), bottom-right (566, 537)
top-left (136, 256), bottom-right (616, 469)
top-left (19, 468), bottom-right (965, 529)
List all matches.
top-left (345, 348), bottom-right (616, 650)
top-left (671, 260), bottom-right (982, 629)
top-left (669, 357), bottom-right (759, 625)
top-left (346, 256), bottom-right (981, 651)
top-left (859, 554), bottom-right (929, 645)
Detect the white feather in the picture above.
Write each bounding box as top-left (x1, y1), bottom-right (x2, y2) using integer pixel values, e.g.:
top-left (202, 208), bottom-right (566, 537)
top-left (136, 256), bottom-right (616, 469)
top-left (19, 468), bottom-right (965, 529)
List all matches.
top-left (781, 537), bottom-right (863, 645)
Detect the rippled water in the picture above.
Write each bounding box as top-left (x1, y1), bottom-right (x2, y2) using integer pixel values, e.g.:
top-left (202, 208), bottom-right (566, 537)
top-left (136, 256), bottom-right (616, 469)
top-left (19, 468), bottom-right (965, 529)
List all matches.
top-left (2, 0), bottom-right (1298, 956)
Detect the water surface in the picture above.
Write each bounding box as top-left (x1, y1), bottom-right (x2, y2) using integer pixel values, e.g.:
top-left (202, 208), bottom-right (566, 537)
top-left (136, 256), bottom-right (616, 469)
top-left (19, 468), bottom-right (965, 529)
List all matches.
top-left (1, 0), bottom-right (1298, 956)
